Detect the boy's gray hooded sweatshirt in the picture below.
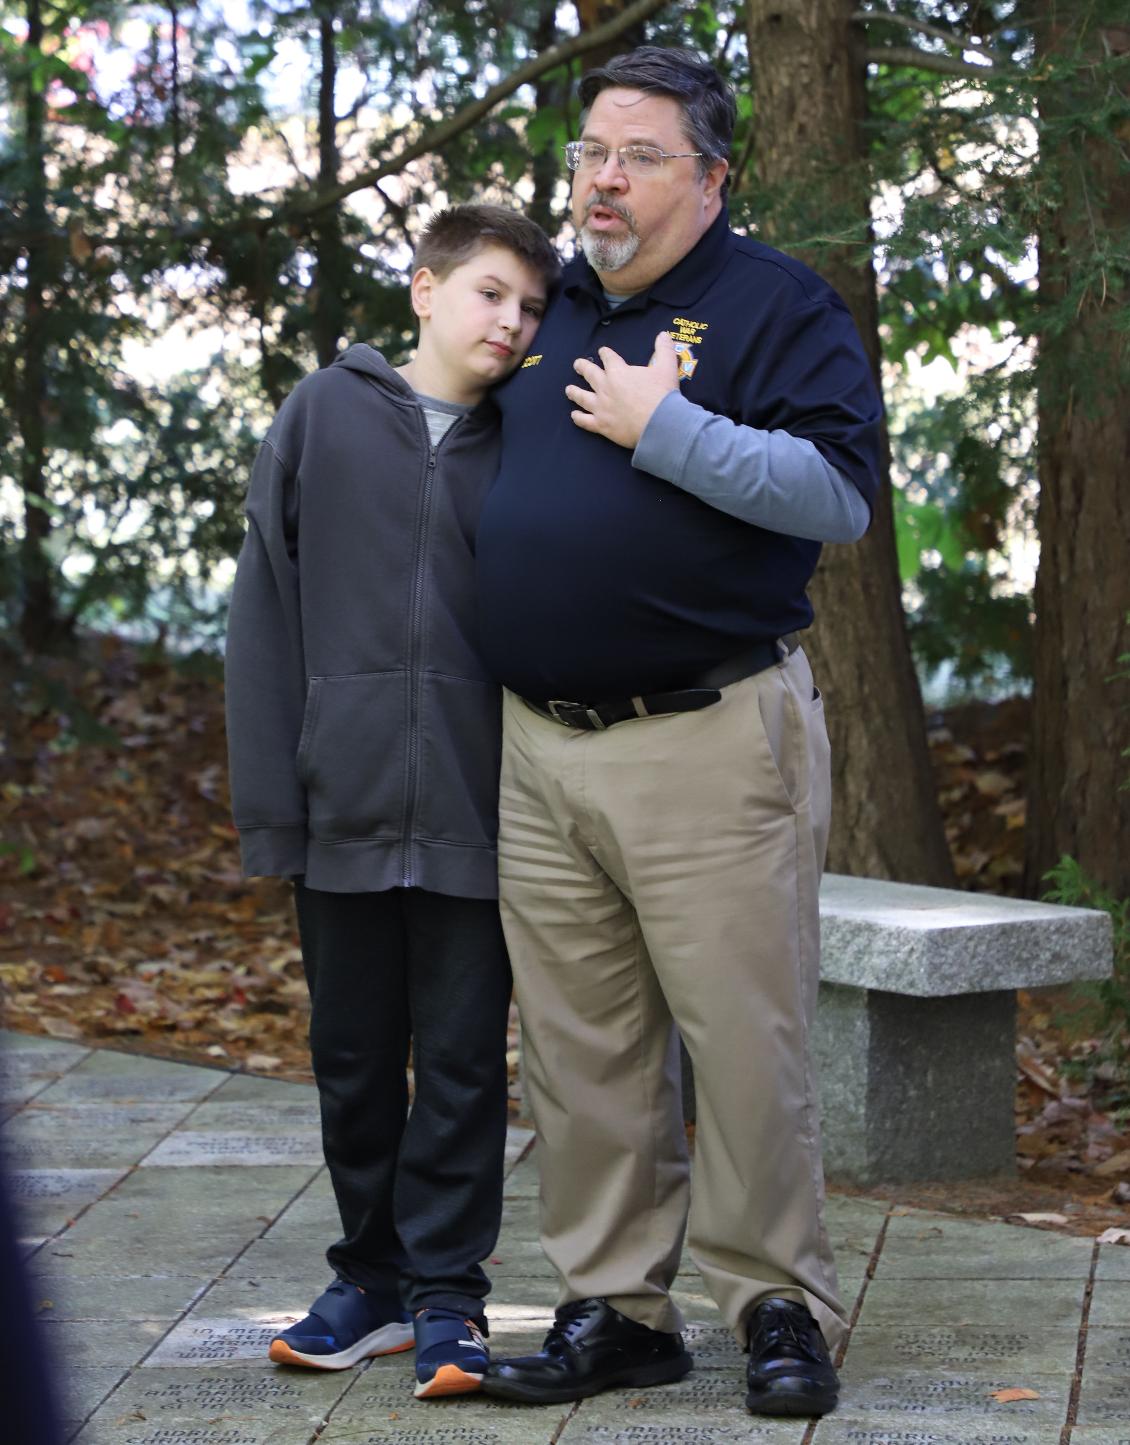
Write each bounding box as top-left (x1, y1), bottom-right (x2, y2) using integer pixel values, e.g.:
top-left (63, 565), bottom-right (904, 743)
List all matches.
top-left (225, 345), bottom-right (504, 899)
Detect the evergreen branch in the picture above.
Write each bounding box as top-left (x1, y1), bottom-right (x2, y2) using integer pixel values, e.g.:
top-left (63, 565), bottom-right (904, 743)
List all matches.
top-left (12, 0), bottom-right (672, 255)
top-left (259, 0), bottom-right (671, 228)
top-left (853, 8), bottom-right (1000, 68)
top-left (866, 46), bottom-right (996, 79)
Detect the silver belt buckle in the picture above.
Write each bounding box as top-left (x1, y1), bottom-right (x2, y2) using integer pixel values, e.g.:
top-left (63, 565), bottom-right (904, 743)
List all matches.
top-left (545, 699), bottom-right (576, 726)
top-left (546, 699), bottom-right (606, 730)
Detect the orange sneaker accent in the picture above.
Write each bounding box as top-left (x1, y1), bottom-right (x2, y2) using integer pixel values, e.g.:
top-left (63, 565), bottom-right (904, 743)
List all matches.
top-left (415, 1362), bottom-right (484, 1398)
top-left (268, 1339), bottom-right (323, 1368)
top-left (268, 1335), bottom-right (413, 1368)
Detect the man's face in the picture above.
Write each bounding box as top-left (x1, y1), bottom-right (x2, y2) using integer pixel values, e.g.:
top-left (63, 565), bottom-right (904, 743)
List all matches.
top-left (571, 87), bottom-right (726, 295)
top-left (413, 243), bottom-right (547, 402)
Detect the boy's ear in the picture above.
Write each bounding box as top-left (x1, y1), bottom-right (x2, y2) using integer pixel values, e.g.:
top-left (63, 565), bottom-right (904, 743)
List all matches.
top-left (409, 266), bottom-right (436, 321)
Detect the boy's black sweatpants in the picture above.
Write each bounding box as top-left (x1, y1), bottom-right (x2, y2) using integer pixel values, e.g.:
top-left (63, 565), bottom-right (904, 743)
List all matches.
top-left (293, 881), bottom-right (512, 1320)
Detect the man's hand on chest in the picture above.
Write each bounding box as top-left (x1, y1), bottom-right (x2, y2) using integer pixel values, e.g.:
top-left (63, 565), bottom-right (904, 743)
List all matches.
top-left (566, 330), bottom-right (680, 449)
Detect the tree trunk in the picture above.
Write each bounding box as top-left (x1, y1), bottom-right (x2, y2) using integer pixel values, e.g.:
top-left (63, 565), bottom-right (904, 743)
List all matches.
top-left (527, 0), bottom-right (564, 235)
top-left (169, 4), bottom-right (181, 168)
top-left (313, 9), bottom-right (345, 368)
top-left (745, 0), bottom-right (953, 883)
top-left (576, 0), bottom-right (647, 73)
top-left (1025, 4), bottom-right (1130, 898)
top-left (18, 0), bottom-right (63, 652)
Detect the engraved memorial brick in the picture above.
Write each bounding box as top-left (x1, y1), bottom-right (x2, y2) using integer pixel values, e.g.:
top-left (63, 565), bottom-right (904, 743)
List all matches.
top-left (181, 1102), bottom-right (321, 1132)
top-left (133, 1370), bottom-right (340, 1413)
top-left (145, 1318), bottom-right (286, 1365)
top-left (569, 1423), bottom-right (802, 1443)
top-left (837, 1372), bottom-right (1067, 1421)
top-left (11, 1167), bottom-right (125, 1202)
top-left (123, 1433), bottom-right (259, 1444)
top-left (142, 1132), bottom-right (323, 1168)
top-left (819, 1430), bottom-right (1045, 1444)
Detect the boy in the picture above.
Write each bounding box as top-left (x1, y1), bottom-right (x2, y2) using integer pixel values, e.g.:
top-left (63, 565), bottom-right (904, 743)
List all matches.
top-left (224, 205), bottom-right (559, 1400)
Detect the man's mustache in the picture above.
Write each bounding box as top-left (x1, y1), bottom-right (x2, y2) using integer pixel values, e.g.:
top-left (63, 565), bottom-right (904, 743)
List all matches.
top-left (584, 194), bottom-right (637, 229)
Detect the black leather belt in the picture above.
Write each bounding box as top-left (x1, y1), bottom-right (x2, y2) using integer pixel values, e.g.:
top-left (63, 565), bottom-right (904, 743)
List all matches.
top-left (521, 635), bottom-right (799, 731)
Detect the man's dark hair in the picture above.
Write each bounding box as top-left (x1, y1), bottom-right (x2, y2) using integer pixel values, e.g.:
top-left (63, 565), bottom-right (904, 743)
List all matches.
top-left (413, 204), bottom-right (560, 289)
top-left (578, 46), bottom-right (736, 194)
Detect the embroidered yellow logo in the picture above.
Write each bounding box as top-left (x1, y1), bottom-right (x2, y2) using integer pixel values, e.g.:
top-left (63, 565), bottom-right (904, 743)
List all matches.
top-left (670, 316), bottom-right (708, 343)
top-left (521, 354), bottom-right (543, 369)
top-left (669, 317), bottom-right (707, 382)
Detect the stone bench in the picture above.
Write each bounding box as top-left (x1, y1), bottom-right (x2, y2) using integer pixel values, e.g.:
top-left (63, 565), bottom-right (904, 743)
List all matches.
top-left (675, 875), bottom-right (1113, 1184)
top-left (808, 874), bottom-right (1112, 1184)
top-left (516, 873), bottom-right (1113, 1186)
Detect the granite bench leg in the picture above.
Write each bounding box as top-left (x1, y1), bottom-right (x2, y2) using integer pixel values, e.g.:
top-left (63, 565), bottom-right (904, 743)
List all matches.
top-left (684, 982), bottom-right (1023, 1184)
top-left (810, 983), bottom-right (1018, 1184)
top-left (680, 986), bottom-right (1018, 1185)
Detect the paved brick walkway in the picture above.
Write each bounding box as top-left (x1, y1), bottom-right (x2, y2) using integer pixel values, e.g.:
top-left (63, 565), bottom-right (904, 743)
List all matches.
top-left (4, 1030), bottom-right (1128, 1444)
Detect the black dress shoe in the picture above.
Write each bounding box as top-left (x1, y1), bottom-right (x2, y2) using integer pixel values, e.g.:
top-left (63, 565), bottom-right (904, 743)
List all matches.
top-left (482, 1298), bottom-right (692, 1403)
top-left (745, 1297), bottom-right (838, 1416)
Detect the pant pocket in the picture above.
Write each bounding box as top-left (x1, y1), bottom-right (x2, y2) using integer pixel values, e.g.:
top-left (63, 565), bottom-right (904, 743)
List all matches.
top-left (754, 667), bottom-right (806, 812)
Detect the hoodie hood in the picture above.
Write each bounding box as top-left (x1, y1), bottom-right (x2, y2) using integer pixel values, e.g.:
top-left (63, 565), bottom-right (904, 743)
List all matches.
top-left (331, 343), bottom-right (498, 425)
top-left (332, 343), bottom-right (413, 393)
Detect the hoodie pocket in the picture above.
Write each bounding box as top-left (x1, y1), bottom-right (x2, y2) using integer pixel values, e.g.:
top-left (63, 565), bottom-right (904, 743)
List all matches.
top-left (297, 672), bottom-right (407, 842)
top-left (414, 674), bottom-right (503, 848)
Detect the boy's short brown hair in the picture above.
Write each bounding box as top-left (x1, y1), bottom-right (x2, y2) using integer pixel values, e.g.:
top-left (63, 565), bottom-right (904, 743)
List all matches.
top-left (412, 204), bottom-right (560, 290)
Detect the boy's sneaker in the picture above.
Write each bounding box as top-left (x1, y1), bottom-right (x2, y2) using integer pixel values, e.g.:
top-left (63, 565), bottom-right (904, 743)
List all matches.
top-left (413, 1307), bottom-right (490, 1398)
top-left (268, 1278), bottom-right (413, 1369)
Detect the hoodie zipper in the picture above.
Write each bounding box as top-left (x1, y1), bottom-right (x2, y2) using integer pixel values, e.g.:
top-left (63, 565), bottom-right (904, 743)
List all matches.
top-left (401, 415), bottom-right (461, 887)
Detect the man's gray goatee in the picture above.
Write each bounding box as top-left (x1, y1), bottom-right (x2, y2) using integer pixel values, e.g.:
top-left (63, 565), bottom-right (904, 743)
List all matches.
top-left (580, 228), bottom-right (641, 272)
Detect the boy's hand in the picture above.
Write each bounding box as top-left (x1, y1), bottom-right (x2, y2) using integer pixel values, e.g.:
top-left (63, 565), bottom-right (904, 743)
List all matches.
top-left (566, 331), bottom-right (680, 449)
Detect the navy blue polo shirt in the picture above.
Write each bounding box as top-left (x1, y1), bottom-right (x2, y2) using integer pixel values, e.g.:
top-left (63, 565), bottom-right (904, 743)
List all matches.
top-left (476, 209), bottom-right (882, 701)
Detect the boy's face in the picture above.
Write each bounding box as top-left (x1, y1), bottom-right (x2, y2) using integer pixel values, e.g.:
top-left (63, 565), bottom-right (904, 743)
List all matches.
top-left (411, 243), bottom-right (548, 403)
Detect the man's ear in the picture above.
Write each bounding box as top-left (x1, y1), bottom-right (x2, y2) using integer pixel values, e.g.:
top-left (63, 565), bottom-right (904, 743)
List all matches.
top-left (703, 157), bottom-right (729, 207)
top-left (409, 266), bottom-right (436, 320)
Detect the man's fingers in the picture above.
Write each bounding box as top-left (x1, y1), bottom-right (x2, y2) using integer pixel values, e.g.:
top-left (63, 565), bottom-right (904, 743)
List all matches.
top-left (571, 409), bottom-right (599, 430)
top-left (650, 330), bottom-right (680, 379)
top-left (565, 383), bottom-right (597, 411)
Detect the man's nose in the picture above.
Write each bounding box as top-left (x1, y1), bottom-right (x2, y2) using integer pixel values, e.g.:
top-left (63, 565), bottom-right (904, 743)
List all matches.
top-left (592, 150), bottom-right (628, 189)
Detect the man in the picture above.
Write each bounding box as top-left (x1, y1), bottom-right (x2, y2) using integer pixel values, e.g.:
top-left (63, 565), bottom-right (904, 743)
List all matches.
top-left (475, 46), bottom-right (881, 1418)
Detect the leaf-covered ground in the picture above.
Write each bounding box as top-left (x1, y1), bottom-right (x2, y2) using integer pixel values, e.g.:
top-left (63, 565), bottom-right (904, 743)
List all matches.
top-left (2, 639), bottom-right (1128, 1233)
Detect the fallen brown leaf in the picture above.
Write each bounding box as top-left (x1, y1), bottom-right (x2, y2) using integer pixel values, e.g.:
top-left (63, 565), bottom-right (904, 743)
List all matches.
top-left (40, 1016), bottom-right (84, 1040)
top-left (973, 770), bottom-right (1014, 799)
top-left (990, 1387), bottom-right (1040, 1403)
top-left (1016, 1046), bottom-right (1062, 1098)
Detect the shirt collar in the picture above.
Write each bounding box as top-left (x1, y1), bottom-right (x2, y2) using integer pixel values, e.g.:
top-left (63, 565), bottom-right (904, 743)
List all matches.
top-left (562, 208), bottom-right (733, 311)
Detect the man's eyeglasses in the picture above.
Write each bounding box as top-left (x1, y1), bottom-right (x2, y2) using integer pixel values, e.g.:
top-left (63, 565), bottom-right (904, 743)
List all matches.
top-left (564, 141), bottom-right (704, 177)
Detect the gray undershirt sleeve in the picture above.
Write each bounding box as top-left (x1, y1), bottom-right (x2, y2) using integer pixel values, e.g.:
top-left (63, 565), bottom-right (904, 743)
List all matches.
top-left (631, 390), bottom-right (871, 543)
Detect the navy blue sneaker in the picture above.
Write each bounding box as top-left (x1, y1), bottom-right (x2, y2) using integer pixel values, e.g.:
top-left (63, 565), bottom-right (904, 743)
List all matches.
top-left (413, 1307), bottom-right (489, 1398)
top-left (268, 1278), bottom-right (413, 1369)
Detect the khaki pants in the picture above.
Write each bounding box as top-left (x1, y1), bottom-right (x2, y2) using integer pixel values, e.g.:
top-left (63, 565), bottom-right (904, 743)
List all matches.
top-left (497, 647), bottom-right (845, 1351)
